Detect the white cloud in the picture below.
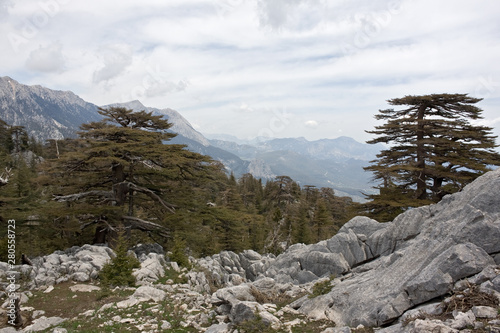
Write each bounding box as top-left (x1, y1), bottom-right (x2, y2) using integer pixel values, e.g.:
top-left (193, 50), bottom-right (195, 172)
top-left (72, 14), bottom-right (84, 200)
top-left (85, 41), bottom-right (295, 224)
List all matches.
top-left (304, 120), bottom-right (318, 128)
top-left (1, 0), bottom-right (500, 143)
top-left (25, 42), bottom-right (65, 72)
top-left (92, 44), bottom-right (133, 84)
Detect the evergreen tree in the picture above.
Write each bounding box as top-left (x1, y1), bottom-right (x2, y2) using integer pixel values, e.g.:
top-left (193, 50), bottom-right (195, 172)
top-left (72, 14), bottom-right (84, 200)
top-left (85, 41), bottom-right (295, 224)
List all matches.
top-left (364, 94), bottom-right (500, 220)
top-left (99, 228), bottom-right (140, 287)
top-left (48, 107), bottom-right (216, 244)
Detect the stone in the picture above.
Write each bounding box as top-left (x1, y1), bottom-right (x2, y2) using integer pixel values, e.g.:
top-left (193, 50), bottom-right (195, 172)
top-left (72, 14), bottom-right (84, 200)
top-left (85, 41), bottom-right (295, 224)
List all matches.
top-left (52, 328), bottom-right (68, 333)
top-left (205, 323), bottom-right (230, 333)
top-left (133, 253), bottom-right (166, 282)
top-left (23, 316), bottom-right (66, 332)
top-left (230, 301), bottom-right (257, 324)
top-left (412, 319), bottom-right (459, 333)
top-left (69, 284), bottom-right (101, 292)
top-left (491, 275), bottom-right (500, 292)
top-left (450, 310), bottom-right (475, 329)
top-left (133, 285), bottom-right (167, 302)
top-left (472, 305), bottom-right (498, 319)
top-left (161, 320), bottom-right (172, 329)
top-left (43, 285), bottom-right (54, 293)
top-left (116, 297), bottom-right (139, 309)
top-left (71, 272), bottom-right (90, 282)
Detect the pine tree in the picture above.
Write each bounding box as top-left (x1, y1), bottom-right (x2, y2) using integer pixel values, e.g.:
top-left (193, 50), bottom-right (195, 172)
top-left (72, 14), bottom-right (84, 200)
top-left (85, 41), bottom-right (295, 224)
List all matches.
top-left (364, 94), bottom-right (500, 220)
top-left (48, 107), bottom-right (216, 244)
top-left (99, 227), bottom-right (140, 287)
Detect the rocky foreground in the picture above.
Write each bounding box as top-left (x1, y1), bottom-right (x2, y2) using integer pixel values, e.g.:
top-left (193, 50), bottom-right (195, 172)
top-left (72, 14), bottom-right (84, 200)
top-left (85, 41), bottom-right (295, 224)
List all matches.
top-left (1, 168), bottom-right (500, 332)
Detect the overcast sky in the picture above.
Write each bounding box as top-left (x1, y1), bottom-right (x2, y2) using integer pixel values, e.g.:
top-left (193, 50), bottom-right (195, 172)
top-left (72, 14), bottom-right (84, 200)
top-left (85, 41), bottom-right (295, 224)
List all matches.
top-left (2, 0), bottom-right (500, 143)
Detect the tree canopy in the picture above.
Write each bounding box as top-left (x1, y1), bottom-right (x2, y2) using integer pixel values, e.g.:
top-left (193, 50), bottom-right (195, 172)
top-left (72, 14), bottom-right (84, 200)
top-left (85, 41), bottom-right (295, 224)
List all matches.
top-left (364, 93), bottom-right (500, 221)
top-left (49, 106), bottom-right (215, 243)
top-left (0, 110), bottom-right (357, 261)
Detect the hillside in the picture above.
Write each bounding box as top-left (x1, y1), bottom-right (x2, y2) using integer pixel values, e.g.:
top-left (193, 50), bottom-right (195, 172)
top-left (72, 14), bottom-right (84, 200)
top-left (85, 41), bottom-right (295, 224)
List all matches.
top-left (2, 168), bottom-right (499, 332)
top-left (0, 76), bottom-right (101, 141)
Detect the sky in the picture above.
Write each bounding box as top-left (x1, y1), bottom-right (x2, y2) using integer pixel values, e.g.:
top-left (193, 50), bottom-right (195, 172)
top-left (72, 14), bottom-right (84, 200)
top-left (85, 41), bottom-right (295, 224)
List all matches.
top-left (1, 0), bottom-right (500, 144)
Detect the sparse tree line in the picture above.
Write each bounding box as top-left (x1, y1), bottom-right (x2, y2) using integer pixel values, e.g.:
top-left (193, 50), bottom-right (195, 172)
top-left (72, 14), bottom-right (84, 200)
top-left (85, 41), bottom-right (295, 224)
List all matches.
top-left (0, 93), bottom-right (499, 261)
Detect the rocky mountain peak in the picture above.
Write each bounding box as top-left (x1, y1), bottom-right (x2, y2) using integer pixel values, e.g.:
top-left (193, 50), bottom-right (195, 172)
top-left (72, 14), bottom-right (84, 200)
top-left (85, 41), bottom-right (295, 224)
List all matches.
top-left (0, 76), bottom-right (101, 141)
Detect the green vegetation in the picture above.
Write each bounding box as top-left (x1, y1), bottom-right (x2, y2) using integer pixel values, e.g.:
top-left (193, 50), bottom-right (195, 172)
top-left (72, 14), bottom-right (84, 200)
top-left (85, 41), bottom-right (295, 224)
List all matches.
top-left (99, 230), bottom-right (140, 287)
top-left (0, 108), bottom-right (356, 261)
top-left (235, 315), bottom-right (277, 333)
top-left (309, 275), bottom-right (335, 299)
top-left (1, 94), bottom-right (498, 259)
top-left (364, 93), bottom-right (500, 221)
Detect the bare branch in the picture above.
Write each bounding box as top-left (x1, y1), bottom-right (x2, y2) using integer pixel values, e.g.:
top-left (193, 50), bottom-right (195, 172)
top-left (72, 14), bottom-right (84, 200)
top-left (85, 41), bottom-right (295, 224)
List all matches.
top-left (126, 182), bottom-right (176, 213)
top-left (53, 190), bottom-right (115, 202)
top-left (123, 216), bottom-right (169, 238)
top-left (0, 167), bottom-right (13, 187)
top-left (80, 218), bottom-right (117, 232)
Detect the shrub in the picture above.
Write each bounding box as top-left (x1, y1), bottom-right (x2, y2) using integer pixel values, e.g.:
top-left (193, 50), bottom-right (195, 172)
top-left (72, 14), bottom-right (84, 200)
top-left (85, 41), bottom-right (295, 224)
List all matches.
top-left (99, 231), bottom-right (140, 287)
top-left (309, 275), bottom-right (335, 299)
top-left (170, 233), bottom-right (191, 268)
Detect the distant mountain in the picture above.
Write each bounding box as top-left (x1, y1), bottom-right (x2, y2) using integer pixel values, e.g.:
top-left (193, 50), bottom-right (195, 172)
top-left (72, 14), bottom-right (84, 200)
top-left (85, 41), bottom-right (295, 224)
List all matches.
top-left (209, 136), bottom-right (381, 162)
top-left (0, 77), bottom-right (380, 201)
top-left (108, 101), bottom-right (250, 173)
top-left (0, 76), bottom-right (101, 141)
top-left (208, 136), bottom-right (381, 201)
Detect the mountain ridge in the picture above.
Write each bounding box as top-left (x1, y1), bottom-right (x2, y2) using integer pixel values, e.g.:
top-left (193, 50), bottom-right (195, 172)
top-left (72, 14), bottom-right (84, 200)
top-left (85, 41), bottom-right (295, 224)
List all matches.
top-left (0, 76), bottom-right (379, 200)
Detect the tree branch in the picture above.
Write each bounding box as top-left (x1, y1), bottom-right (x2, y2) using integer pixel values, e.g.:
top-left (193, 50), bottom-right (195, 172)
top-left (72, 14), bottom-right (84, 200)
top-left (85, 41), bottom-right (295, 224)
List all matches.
top-left (0, 167), bottom-right (13, 187)
top-left (122, 216), bottom-right (169, 238)
top-left (53, 190), bottom-right (115, 202)
top-left (126, 182), bottom-right (176, 213)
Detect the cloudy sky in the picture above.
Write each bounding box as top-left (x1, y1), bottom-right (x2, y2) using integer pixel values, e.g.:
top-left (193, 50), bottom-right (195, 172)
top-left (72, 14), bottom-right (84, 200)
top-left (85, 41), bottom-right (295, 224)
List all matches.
top-left (2, 0), bottom-right (500, 143)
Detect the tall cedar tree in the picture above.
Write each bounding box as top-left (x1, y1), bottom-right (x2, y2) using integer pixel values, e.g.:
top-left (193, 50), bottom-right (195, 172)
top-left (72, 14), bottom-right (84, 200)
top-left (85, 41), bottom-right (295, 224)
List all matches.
top-left (364, 93), bottom-right (500, 221)
top-left (50, 107), bottom-right (214, 243)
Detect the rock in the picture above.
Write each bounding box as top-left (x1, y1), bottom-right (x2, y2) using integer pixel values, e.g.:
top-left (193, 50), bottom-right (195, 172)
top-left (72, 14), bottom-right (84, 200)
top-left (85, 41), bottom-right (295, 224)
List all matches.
top-left (23, 316), bottom-right (66, 332)
top-left (71, 272), bottom-right (90, 282)
top-left (43, 285), bottom-right (54, 293)
top-left (168, 261), bottom-right (180, 272)
top-left (321, 327), bottom-right (352, 333)
top-left (450, 310), bottom-right (475, 329)
top-left (289, 168), bottom-right (500, 327)
top-left (205, 323), bottom-right (230, 333)
top-left (400, 302), bottom-right (444, 323)
top-left (161, 320), bottom-right (172, 330)
top-left (131, 243), bottom-right (164, 259)
top-left (133, 253), bottom-right (166, 283)
top-left (406, 243), bottom-right (494, 305)
top-left (69, 284), bottom-right (101, 292)
top-left (472, 305), bottom-right (498, 319)
top-left (300, 251), bottom-right (350, 278)
top-left (212, 284), bottom-right (254, 306)
top-left (468, 265), bottom-right (498, 285)
top-left (412, 319), bottom-right (459, 333)
top-left (230, 301), bottom-right (259, 324)
top-left (116, 297), bottom-right (139, 309)
top-left (133, 285), bottom-right (167, 302)
top-left (492, 275), bottom-right (500, 292)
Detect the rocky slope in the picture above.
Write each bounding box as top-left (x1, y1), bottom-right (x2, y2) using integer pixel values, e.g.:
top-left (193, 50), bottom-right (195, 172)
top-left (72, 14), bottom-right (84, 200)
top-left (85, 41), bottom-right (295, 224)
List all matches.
top-left (1, 169), bottom-right (500, 332)
top-left (0, 77), bottom-right (101, 141)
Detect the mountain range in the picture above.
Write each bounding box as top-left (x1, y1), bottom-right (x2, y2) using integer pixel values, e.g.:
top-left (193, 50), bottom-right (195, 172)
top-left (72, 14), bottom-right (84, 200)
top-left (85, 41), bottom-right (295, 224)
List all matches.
top-left (0, 76), bottom-right (380, 201)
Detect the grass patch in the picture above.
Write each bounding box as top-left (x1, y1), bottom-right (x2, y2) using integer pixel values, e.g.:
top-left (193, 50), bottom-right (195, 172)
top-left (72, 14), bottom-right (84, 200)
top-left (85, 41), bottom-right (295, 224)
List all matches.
top-left (155, 266), bottom-right (188, 285)
top-left (309, 275), bottom-right (335, 299)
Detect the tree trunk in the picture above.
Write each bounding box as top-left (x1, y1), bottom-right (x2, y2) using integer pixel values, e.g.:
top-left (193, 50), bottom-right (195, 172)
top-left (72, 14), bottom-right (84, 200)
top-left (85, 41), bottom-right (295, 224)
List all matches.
top-left (415, 104), bottom-right (427, 200)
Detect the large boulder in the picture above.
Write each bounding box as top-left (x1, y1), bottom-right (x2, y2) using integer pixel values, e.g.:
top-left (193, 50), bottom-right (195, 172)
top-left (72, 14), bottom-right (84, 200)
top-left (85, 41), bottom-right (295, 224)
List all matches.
top-left (291, 168), bottom-right (500, 327)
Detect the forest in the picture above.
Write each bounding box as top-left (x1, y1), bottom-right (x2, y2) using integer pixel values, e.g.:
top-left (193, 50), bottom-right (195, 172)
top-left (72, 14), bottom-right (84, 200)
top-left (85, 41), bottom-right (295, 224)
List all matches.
top-left (1, 93), bottom-right (499, 263)
top-left (0, 109), bottom-right (357, 262)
